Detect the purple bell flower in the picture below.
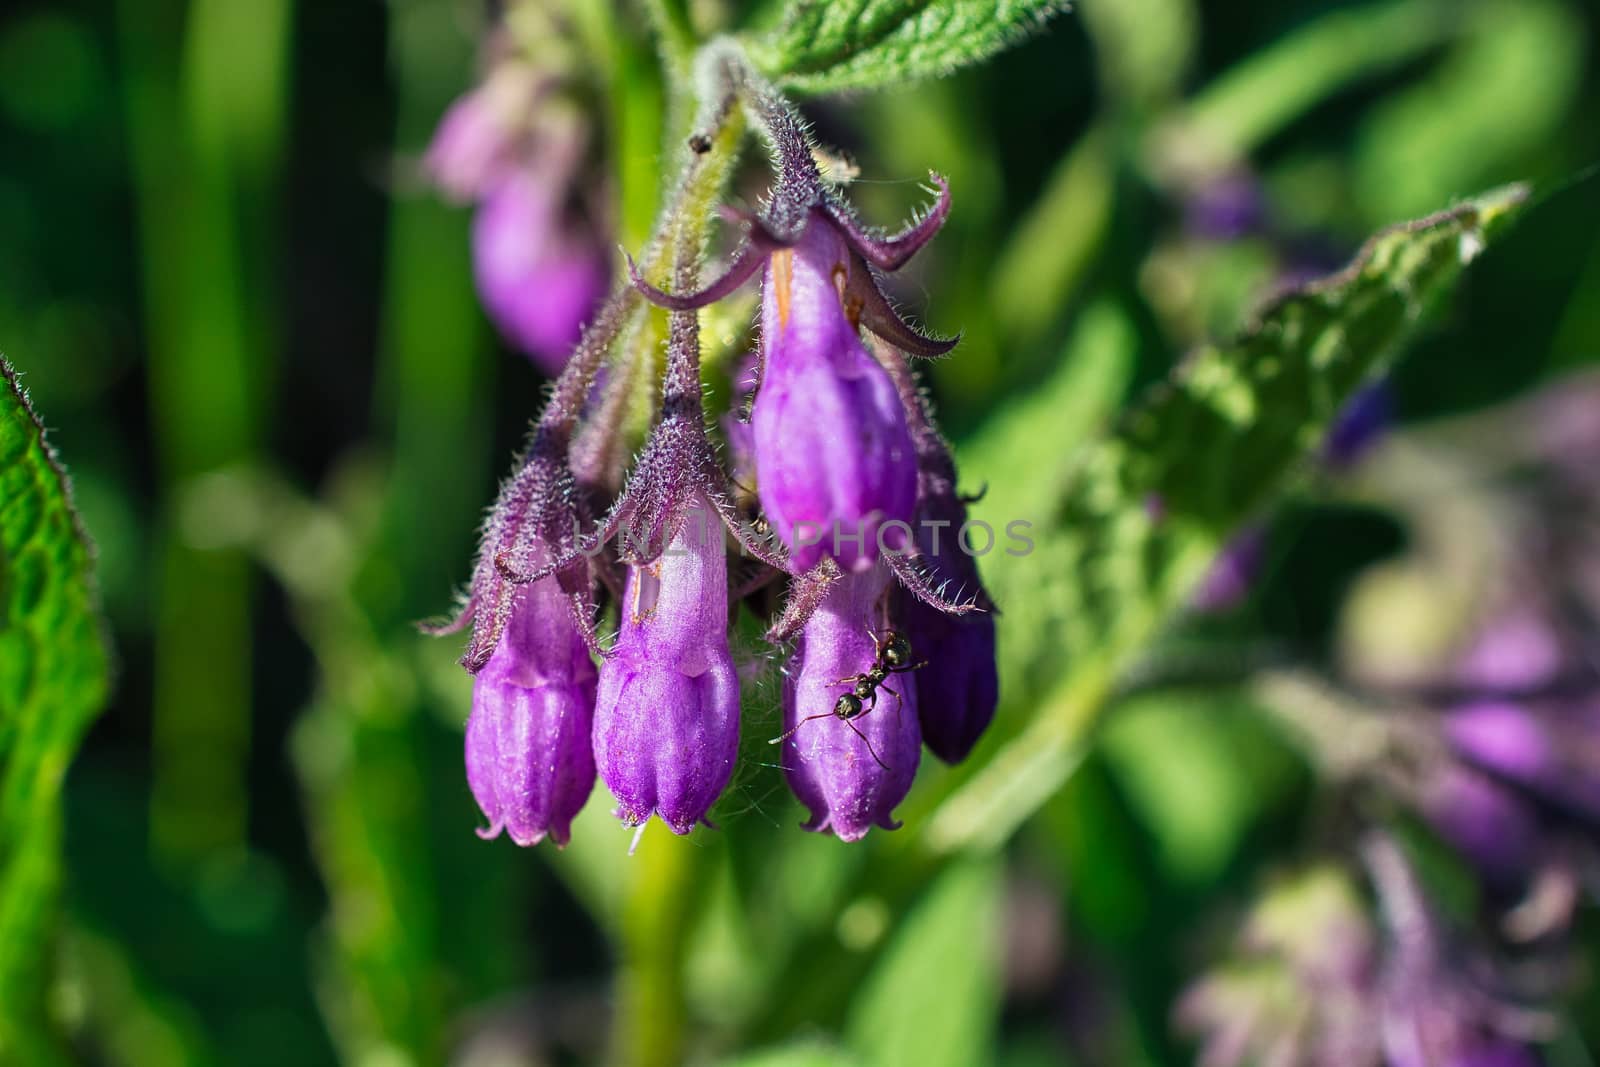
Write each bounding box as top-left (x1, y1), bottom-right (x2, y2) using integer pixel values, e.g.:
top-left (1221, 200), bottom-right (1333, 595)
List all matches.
top-left (876, 354), bottom-right (999, 765)
top-left (778, 563), bottom-right (921, 841)
top-left (750, 212), bottom-right (919, 572)
top-left (593, 495), bottom-right (741, 834)
top-left (465, 575), bottom-right (597, 846)
top-left (901, 506), bottom-right (998, 763)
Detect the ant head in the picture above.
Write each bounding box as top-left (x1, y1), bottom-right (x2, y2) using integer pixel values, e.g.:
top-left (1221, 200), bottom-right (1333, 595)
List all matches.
top-left (834, 693), bottom-right (864, 719)
top-left (881, 630), bottom-right (913, 668)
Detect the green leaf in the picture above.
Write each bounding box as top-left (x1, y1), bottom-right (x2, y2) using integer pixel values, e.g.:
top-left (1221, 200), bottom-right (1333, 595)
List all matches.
top-left (1354, 0), bottom-right (1583, 221)
top-left (844, 860), bottom-right (1001, 1067)
top-left (1155, 0), bottom-right (1454, 174)
top-left (752, 0), bottom-right (1067, 95)
top-left (1099, 691), bottom-right (1300, 882)
top-left (0, 356), bottom-right (111, 1056)
top-left (926, 183), bottom-right (1529, 853)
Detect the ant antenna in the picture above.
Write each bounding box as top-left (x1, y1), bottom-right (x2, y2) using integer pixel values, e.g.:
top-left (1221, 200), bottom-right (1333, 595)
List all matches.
top-left (768, 712), bottom-right (835, 746)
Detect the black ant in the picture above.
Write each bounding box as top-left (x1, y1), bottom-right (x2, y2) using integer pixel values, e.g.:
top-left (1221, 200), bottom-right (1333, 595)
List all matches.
top-left (769, 630), bottom-right (926, 769)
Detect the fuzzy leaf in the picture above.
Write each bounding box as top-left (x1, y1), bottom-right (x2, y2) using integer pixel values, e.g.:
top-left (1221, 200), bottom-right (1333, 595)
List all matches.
top-left (753, 0), bottom-right (1067, 95)
top-left (0, 357), bottom-right (111, 1056)
top-left (927, 183), bottom-right (1530, 852)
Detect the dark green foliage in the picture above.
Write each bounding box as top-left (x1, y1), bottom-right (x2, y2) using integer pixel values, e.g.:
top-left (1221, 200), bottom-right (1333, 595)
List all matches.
top-left (755, 0), bottom-right (1068, 93)
top-left (0, 357), bottom-right (110, 1060)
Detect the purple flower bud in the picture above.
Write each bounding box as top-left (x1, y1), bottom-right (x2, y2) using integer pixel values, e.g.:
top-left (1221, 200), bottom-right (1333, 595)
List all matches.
top-left (1323, 380), bottom-right (1393, 471)
top-left (1191, 525), bottom-right (1266, 612)
top-left (779, 563), bottom-right (921, 841)
top-left (473, 169), bottom-right (610, 374)
top-left (465, 576), bottom-right (597, 846)
top-left (1186, 171), bottom-right (1268, 241)
top-left (752, 212), bottom-right (918, 573)
top-left (593, 496), bottom-right (740, 834)
top-left (902, 487), bottom-right (998, 763)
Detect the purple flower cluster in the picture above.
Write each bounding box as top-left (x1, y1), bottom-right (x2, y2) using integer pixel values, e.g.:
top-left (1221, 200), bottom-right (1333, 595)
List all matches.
top-left (424, 27), bottom-right (610, 373)
top-left (1179, 837), bottom-right (1550, 1067)
top-left (432, 81), bottom-right (998, 846)
top-left (1352, 377), bottom-right (1600, 928)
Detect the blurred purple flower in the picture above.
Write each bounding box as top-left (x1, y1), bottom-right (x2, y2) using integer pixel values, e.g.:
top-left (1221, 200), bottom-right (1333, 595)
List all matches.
top-left (779, 563), bottom-right (921, 841)
top-left (425, 66), bottom-right (610, 374)
top-left (1446, 699), bottom-right (1600, 824)
top-left (1323, 380), bottom-right (1394, 471)
top-left (1366, 835), bottom-right (1550, 1067)
top-left (1192, 525), bottom-right (1266, 613)
top-left (424, 81), bottom-right (527, 203)
top-left (1176, 864), bottom-right (1381, 1067)
top-left (472, 169), bottom-right (611, 374)
top-left (1450, 612), bottom-right (1567, 695)
top-left (593, 496), bottom-right (741, 835)
top-left (1186, 171), bottom-right (1268, 241)
top-left (1417, 763), bottom-right (1543, 888)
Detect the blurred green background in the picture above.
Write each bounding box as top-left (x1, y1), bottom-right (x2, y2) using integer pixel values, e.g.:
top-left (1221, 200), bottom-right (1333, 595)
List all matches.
top-left (3, 0), bottom-right (1600, 1064)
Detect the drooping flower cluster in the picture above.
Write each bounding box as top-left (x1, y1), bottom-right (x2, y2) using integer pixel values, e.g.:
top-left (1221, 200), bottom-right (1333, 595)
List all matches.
top-left (432, 61), bottom-right (997, 847)
top-left (1329, 373), bottom-right (1600, 932)
top-left (1179, 837), bottom-right (1551, 1067)
top-left (1177, 372), bottom-right (1600, 1065)
top-left (424, 9), bottom-right (610, 373)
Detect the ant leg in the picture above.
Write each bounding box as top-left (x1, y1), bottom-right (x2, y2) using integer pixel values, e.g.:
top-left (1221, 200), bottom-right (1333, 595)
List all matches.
top-left (882, 684), bottom-right (902, 725)
top-left (887, 660), bottom-right (929, 675)
top-left (844, 718), bottom-right (889, 770)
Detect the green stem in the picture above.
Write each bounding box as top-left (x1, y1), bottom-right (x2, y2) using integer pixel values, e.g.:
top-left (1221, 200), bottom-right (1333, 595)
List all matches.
top-left (613, 824), bottom-right (701, 1067)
